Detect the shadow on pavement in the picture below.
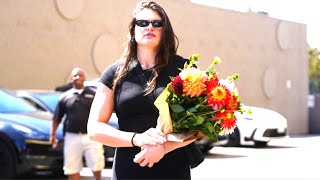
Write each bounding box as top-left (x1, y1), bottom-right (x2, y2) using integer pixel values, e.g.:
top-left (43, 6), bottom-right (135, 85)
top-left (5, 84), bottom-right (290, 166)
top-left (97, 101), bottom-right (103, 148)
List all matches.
top-left (206, 153), bottom-right (247, 159)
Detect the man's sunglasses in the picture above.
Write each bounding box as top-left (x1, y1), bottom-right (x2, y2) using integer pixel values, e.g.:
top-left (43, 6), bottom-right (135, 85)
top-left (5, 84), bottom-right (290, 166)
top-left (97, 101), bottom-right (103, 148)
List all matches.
top-left (135, 20), bottom-right (164, 28)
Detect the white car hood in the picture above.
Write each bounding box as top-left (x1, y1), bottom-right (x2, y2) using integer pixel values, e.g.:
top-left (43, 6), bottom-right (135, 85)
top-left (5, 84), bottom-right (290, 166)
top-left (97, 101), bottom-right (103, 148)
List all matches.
top-left (237, 106), bottom-right (288, 128)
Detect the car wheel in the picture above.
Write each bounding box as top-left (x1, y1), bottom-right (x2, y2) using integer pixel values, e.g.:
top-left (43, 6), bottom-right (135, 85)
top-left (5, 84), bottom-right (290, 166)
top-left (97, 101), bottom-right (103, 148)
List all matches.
top-left (197, 144), bottom-right (212, 154)
top-left (53, 169), bottom-right (66, 177)
top-left (104, 146), bottom-right (116, 167)
top-left (225, 127), bottom-right (240, 147)
top-left (254, 141), bottom-right (268, 147)
top-left (0, 140), bottom-right (17, 179)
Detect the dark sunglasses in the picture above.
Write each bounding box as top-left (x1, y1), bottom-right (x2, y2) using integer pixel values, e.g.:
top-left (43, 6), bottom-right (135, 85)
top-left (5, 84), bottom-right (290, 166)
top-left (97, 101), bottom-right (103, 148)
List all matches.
top-left (135, 20), bottom-right (164, 28)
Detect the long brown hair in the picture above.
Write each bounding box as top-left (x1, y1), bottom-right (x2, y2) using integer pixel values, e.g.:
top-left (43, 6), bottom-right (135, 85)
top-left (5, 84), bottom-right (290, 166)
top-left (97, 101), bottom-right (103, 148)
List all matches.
top-left (112, 1), bottom-right (179, 95)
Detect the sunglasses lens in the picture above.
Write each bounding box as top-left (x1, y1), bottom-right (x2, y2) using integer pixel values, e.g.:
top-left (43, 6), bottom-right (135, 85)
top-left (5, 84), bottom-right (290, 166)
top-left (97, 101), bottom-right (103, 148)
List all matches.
top-left (135, 20), bottom-right (164, 28)
top-left (136, 20), bottom-right (149, 27)
top-left (152, 20), bottom-right (164, 27)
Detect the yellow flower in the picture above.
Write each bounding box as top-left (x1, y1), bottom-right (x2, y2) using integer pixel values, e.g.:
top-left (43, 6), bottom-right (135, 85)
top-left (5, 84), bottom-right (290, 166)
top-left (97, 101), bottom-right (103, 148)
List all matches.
top-left (179, 67), bottom-right (206, 97)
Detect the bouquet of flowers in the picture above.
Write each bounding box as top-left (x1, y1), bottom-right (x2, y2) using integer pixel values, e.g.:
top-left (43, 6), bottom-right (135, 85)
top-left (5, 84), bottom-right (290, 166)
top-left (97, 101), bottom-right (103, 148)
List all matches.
top-left (155, 53), bottom-right (243, 142)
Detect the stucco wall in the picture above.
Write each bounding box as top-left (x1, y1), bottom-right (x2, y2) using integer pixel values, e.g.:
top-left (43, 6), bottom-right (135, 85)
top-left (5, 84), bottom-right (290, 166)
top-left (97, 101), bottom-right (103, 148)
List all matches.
top-left (0, 0), bottom-right (308, 134)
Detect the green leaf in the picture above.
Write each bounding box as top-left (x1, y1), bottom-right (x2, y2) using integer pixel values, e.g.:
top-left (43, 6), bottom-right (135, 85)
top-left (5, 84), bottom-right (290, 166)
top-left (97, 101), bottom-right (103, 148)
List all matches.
top-left (195, 116), bottom-right (205, 125)
top-left (170, 104), bottom-right (185, 113)
top-left (205, 122), bottom-right (215, 133)
top-left (178, 98), bottom-right (186, 105)
top-left (206, 132), bottom-right (218, 141)
top-left (187, 106), bottom-right (197, 113)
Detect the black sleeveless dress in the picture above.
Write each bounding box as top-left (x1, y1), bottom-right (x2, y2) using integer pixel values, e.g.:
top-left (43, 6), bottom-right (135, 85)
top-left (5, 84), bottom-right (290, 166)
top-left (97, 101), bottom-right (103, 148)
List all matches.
top-left (100, 55), bottom-right (202, 179)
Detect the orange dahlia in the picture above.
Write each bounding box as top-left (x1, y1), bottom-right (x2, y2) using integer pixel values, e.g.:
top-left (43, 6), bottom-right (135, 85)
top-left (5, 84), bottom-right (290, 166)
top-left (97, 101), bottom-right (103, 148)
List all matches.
top-left (179, 67), bottom-right (206, 97)
top-left (207, 85), bottom-right (231, 110)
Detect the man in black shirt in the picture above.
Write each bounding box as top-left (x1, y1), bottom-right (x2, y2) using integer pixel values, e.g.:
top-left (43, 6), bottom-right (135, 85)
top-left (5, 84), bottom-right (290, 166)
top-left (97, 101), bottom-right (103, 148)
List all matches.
top-left (50, 67), bottom-right (104, 180)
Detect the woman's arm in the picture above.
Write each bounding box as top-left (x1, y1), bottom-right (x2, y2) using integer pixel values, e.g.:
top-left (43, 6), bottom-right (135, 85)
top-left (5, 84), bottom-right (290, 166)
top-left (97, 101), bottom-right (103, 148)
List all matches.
top-left (133, 138), bottom-right (196, 167)
top-left (163, 138), bottom-right (196, 154)
top-left (87, 82), bottom-right (166, 147)
top-left (87, 82), bottom-right (132, 147)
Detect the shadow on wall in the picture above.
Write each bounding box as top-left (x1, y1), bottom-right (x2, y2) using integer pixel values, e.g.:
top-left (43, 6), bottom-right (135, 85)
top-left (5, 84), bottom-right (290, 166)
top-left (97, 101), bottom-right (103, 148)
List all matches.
top-left (309, 94), bottom-right (320, 133)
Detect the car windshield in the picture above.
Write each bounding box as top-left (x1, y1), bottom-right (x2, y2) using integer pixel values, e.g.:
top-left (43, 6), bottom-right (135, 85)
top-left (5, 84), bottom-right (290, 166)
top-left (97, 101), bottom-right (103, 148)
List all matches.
top-left (0, 90), bottom-right (37, 113)
top-left (33, 93), bottom-right (60, 112)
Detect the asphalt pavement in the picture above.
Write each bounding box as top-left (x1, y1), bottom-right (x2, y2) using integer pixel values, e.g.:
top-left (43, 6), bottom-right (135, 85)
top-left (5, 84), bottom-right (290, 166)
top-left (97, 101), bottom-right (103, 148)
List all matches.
top-left (20, 134), bottom-right (320, 180)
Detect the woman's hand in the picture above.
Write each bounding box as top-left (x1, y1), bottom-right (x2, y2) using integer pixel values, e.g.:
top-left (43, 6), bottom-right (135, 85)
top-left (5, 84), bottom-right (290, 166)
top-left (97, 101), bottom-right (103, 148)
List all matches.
top-left (133, 143), bottom-right (166, 168)
top-left (133, 128), bottom-right (167, 147)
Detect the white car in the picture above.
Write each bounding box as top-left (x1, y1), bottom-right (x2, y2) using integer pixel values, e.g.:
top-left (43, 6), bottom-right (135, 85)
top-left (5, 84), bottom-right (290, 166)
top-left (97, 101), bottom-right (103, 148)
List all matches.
top-left (196, 105), bottom-right (289, 153)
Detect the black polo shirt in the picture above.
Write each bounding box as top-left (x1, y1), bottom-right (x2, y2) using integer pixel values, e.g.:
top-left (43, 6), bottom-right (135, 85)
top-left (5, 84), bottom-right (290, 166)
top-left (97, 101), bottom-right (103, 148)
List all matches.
top-left (53, 87), bottom-right (96, 134)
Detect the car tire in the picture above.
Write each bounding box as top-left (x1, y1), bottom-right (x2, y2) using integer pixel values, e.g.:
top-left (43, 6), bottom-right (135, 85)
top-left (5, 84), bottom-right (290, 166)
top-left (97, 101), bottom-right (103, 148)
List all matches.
top-left (254, 141), bottom-right (268, 147)
top-left (53, 169), bottom-right (66, 177)
top-left (104, 146), bottom-right (116, 167)
top-left (225, 127), bottom-right (241, 147)
top-left (198, 145), bottom-right (212, 155)
top-left (0, 140), bottom-right (17, 179)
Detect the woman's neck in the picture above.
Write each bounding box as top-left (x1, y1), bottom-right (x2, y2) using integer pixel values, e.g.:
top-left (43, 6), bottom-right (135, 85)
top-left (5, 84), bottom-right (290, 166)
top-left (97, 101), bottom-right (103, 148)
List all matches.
top-left (137, 47), bottom-right (157, 70)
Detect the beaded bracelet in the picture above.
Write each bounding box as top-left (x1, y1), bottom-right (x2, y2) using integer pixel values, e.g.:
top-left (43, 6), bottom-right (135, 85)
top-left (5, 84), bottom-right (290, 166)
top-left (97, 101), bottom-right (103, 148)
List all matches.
top-left (131, 132), bottom-right (138, 147)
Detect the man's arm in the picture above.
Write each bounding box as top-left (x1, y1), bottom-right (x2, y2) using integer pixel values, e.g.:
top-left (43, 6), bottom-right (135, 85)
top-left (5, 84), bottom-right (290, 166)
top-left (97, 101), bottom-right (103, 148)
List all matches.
top-left (50, 120), bottom-right (60, 148)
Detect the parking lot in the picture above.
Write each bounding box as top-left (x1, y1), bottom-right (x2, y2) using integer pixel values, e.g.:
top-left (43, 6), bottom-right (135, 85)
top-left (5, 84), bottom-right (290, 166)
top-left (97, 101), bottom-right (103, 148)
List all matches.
top-left (25, 134), bottom-right (319, 180)
top-left (191, 134), bottom-right (320, 180)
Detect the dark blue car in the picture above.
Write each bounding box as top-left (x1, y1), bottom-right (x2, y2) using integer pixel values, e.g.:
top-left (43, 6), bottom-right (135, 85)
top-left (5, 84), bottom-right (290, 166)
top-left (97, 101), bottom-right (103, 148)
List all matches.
top-left (16, 90), bottom-right (61, 113)
top-left (15, 89), bottom-right (119, 166)
top-left (0, 88), bottom-right (64, 178)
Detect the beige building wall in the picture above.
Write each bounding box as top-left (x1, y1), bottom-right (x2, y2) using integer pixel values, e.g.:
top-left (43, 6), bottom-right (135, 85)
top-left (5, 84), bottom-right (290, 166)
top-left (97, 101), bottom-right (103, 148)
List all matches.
top-left (0, 0), bottom-right (308, 134)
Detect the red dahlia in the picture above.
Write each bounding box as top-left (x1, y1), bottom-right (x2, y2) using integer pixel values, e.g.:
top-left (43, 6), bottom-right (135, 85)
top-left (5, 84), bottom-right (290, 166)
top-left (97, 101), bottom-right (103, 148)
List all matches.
top-left (203, 75), bottom-right (219, 95)
top-left (171, 76), bottom-right (184, 94)
top-left (214, 111), bottom-right (237, 134)
top-left (206, 85), bottom-right (231, 110)
top-left (225, 96), bottom-right (240, 111)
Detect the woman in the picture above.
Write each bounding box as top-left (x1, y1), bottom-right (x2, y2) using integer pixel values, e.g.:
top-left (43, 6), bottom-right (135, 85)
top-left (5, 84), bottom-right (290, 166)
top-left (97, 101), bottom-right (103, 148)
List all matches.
top-left (88, 1), bottom-right (203, 179)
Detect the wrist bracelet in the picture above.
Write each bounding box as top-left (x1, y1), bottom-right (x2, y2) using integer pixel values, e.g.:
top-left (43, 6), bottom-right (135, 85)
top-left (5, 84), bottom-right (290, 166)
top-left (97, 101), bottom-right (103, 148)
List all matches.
top-left (131, 132), bottom-right (138, 147)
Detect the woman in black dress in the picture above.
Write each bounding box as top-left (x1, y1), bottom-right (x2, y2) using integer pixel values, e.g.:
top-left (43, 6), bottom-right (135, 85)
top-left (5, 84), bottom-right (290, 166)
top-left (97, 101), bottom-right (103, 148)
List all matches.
top-left (88, 1), bottom-right (203, 179)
